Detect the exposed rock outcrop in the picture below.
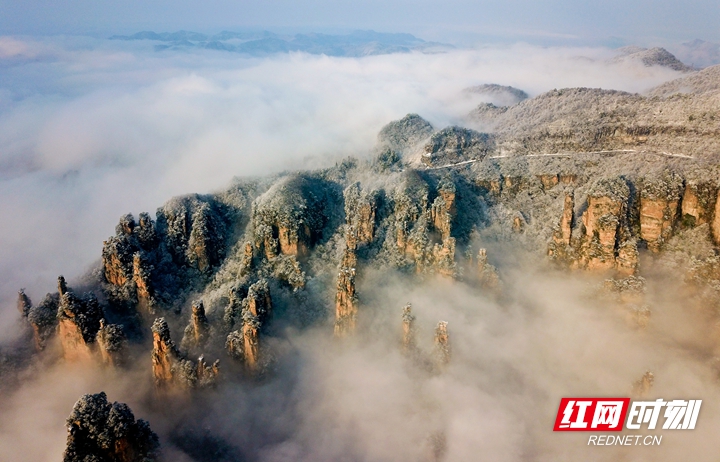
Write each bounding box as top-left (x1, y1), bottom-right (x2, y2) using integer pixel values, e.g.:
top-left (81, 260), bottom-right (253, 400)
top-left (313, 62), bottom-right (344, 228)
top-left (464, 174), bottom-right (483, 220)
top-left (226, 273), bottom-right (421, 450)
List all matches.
top-left (344, 183), bottom-right (378, 246)
top-left (632, 371), bottom-right (655, 397)
top-left (393, 172), bottom-right (458, 276)
top-left (152, 317), bottom-right (219, 389)
top-left (132, 252), bottom-right (155, 315)
top-left (223, 280), bottom-right (272, 367)
top-left (401, 303), bottom-right (416, 354)
top-left (252, 175), bottom-right (338, 260)
top-left (639, 173), bottom-right (683, 252)
top-left (241, 309), bottom-right (261, 371)
top-left (96, 321), bottom-right (126, 367)
top-left (63, 392), bottom-right (159, 462)
top-left (103, 200), bottom-right (230, 320)
top-left (476, 249), bottom-right (501, 290)
top-left (17, 289), bottom-right (31, 318)
top-left (581, 179), bottom-right (630, 270)
top-left (27, 293), bottom-right (59, 351)
top-left (156, 196), bottom-right (228, 272)
top-left (430, 179), bottom-right (456, 241)
top-left (225, 330), bottom-right (244, 360)
top-left (245, 280), bottom-right (272, 326)
top-left (151, 318), bottom-right (180, 388)
top-left (334, 267), bottom-right (358, 337)
top-left (181, 301), bottom-right (210, 352)
top-left (57, 292), bottom-right (103, 363)
top-left (240, 241), bottom-right (254, 275)
top-left (550, 178), bottom-right (639, 275)
top-left (58, 275), bottom-right (68, 297)
top-left (434, 321), bottom-right (450, 367)
top-left (711, 189), bottom-right (720, 246)
top-left (680, 182), bottom-right (714, 226)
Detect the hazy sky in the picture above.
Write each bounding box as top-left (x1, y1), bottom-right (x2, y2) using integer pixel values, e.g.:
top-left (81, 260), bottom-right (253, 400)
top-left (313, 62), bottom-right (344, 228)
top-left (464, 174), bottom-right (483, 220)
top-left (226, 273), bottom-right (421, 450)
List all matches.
top-left (1, 0), bottom-right (719, 44)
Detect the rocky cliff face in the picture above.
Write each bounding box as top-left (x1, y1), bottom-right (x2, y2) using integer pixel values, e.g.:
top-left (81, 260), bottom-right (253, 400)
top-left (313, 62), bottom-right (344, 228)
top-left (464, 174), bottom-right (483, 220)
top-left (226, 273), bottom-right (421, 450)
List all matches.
top-left (21, 97), bottom-right (720, 383)
top-left (16, 68), bottom-right (720, 456)
top-left (102, 198), bottom-right (231, 318)
top-left (96, 321), bottom-right (126, 367)
top-left (151, 317), bottom-right (178, 388)
top-left (434, 321), bottom-right (450, 366)
top-left (252, 175), bottom-right (339, 261)
top-left (334, 265), bottom-right (358, 337)
top-left (401, 304), bottom-right (416, 354)
top-left (57, 292), bottom-right (104, 363)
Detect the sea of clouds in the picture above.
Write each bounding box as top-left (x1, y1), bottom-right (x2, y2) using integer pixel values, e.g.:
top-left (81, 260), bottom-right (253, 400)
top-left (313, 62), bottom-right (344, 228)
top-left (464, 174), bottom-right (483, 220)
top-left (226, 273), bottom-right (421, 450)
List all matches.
top-left (0, 35), bottom-right (709, 461)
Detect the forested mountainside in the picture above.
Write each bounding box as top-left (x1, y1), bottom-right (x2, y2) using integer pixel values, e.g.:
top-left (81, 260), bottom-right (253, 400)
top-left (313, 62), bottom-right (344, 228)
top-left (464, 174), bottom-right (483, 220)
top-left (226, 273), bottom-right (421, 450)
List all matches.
top-left (10, 64), bottom-right (720, 461)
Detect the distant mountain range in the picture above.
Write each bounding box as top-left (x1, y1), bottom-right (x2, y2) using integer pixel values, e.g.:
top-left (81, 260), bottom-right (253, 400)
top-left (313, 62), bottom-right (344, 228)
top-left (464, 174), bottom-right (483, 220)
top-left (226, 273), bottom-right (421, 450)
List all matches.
top-left (609, 46), bottom-right (695, 71)
top-left (670, 39), bottom-right (720, 68)
top-left (109, 30), bottom-right (453, 57)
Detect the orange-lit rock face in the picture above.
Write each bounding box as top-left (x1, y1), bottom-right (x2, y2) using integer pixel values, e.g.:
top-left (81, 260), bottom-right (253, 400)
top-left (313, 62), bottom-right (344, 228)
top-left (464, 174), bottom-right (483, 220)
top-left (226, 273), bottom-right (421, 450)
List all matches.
top-left (245, 279), bottom-right (273, 325)
top-left (344, 185), bottom-right (377, 249)
top-left (560, 174), bottom-right (577, 185)
top-left (640, 197), bottom-right (679, 252)
top-left (277, 225), bottom-right (310, 257)
top-left (583, 196), bottom-right (622, 237)
top-left (183, 302), bottom-right (210, 351)
top-left (503, 176), bottom-right (516, 191)
top-left (96, 322), bottom-right (125, 367)
top-left (58, 318), bottom-right (94, 363)
top-left (133, 254), bottom-right (150, 299)
top-left (538, 174), bottom-right (559, 190)
top-left (681, 186), bottom-right (704, 225)
top-left (590, 219), bottom-right (621, 270)
top-left (242, 320), bottom-right (260, 370)
top-left (196, 356), bottom-right (220, 384)
top-left (580, 196), bottom-right (621, 270)
top-left (334, 268), bottom-right (357, 337)
top-left (712, 190), bottom-right (720, 246)
top-left (132, 253), bottom-right (153, 315)
top-left (152, 334), bottom-right (173, 386)
top-left (103, 250), bottom-right (129, 286)
top-left (151, 319), bottom-right (176, 387)
top-left (57, 292), bottom-right (103, 363)
top-left (277, 226), bottom-right (297, 256)
top-left (431, 197), bottom-right (453, 241)
top-left (512, 215), bottom-right (524, 233)
top-left (356, 203), bottom-right (376, 244)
